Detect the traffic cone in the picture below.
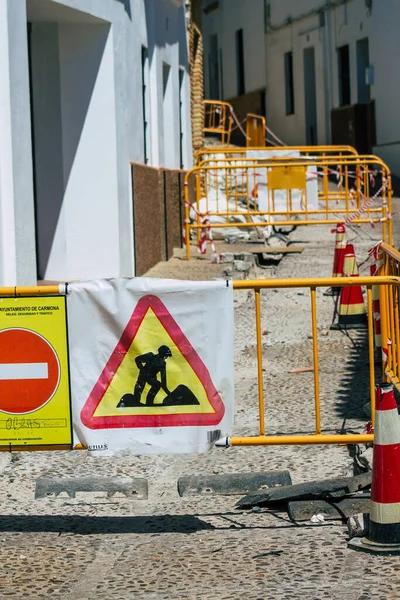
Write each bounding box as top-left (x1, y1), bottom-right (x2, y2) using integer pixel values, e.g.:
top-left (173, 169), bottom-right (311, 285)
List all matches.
top-left (330, 244), bottom-right (368, 330)
top-left (349, 382), bottom-right (400, 555)
top-left (324, 224), bottom-right (347, 296)
top-left (370, 264), bottom-right (382, 361)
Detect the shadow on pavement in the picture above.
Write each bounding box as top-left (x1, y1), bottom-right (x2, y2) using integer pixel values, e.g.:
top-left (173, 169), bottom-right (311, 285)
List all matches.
top-left (334, 330), bottom-right (380, 424)
top-left (0, 512), bottom-right (339, 535)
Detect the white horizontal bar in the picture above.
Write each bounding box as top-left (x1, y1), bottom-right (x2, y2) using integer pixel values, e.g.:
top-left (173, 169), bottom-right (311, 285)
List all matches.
top-left (0, 363), bottom-right (48, 380)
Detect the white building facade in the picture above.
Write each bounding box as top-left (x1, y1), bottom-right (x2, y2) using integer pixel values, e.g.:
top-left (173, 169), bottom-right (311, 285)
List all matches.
top-left (202, 0), bottom-right (399, 175)
top-left (0, 0), bottom-right (191, 286)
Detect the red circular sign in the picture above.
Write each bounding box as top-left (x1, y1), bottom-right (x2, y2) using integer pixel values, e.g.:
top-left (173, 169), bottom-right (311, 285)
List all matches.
top-left (0, 328), bottom-right (60, 414)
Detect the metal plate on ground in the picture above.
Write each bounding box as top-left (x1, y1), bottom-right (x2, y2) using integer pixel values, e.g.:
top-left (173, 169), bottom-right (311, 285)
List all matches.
top-left (236, 472), bottom-right (371, 509)
top-left (177, 470), bottom-right (292, 497)
top-left (35, 476), bottom-right (148, 499)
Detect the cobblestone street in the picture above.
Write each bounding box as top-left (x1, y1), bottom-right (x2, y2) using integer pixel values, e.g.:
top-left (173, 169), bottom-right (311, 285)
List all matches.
top-left (1, 221), bottom-right (400, 600)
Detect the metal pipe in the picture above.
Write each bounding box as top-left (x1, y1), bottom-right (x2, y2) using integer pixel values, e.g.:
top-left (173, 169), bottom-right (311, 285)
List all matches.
top-left (0, 285), bottom-right (65, 297)
top-left (254, 289), bottom-right (265, 435)
top-left (215, 433), bottom-right (374, 447)
top-left (367, 286), bottom-right (375, 425)
top-left (232, 276), bottom-right (400, 290)
top-left (310, 288), bottom-right (321, 434)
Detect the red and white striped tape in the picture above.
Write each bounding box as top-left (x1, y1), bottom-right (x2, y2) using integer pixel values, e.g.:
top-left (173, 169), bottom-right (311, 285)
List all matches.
top-left (344, 179), bottom-right (389, 226)
top-left (184, 200), bottom-right (216, 255)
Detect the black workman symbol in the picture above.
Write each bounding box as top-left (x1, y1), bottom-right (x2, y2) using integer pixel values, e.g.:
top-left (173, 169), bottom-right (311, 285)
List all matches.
top-left (117, 345), bottom-right (200, 408)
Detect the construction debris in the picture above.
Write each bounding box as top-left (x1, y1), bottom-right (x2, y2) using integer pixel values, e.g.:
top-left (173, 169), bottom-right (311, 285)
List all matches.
top-left (289, 366), bottom-right (314, 374)
top-left (348, 513), bottom-right (370, 539)
top-left (236, 473), bottom-right (371, 510)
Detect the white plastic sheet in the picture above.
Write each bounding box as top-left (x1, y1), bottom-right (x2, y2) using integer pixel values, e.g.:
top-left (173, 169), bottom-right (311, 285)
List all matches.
top-left (67, 278), bottom-right (234, 455)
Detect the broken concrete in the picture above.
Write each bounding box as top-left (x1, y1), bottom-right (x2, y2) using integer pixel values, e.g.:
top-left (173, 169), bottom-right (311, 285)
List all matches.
top-left (236, 473), bottom-right (371, 509)
top-left (347, 512), bottom-right (370, 539)
top-left (233, 259), bottom-right (252, 273)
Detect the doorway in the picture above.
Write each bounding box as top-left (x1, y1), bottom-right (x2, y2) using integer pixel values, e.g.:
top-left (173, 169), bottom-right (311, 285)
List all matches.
top-left (303, 47), bottom-right (318, 145)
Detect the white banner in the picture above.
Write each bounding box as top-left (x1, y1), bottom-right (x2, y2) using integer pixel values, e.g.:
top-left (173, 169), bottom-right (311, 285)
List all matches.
top-left (67, 278), bottom-right (234, 455)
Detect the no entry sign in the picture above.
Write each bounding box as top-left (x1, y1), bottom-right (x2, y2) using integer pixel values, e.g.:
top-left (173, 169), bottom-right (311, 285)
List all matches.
top-left (0, 329), bottom-right (60, 414)
top-left (0, 296), bottom-right (71, 448)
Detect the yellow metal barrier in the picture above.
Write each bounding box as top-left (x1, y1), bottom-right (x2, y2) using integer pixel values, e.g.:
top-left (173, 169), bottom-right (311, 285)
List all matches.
top-left (184, 155), bottom-right (393, 259)
top-left (246, 114), bottom-right (266, 147)
top-left (378, 244), bottom-right (400, 392)
top-left (195, 145), bottom-right (359, 165)
top-left (215, 275), bottom-right (398, 448)
top-left (203, 100), bottom-right (233, 144)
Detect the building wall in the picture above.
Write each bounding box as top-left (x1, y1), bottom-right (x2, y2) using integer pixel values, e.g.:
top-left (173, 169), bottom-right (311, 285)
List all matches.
top-left (265, 0), bottom-right (400, 175)
top-left (202, 0), bottom-right (400, 176)
top-left (0, 0), bottom-right (190, 286)
top-left (0, 1), bottom-right (36, 285)
top-left (203, 0), bottom-right (266, 101)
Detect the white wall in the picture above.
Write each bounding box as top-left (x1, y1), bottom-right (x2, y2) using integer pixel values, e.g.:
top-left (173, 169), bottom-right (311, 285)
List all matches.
top-left (145, 0), bottom-right (190, 168)
top-left (0, 0), bottom-right (191, 285)
top-left (0, 0), bottom-right (37, 286)
top-left (203, 0), bottom-right (266, 100)
top-left (57, 24), bottom-right (120, 280)
top-left (368, 0), bottom-right (400, 175)
top-left (266, 11), bottom-right (327, 145)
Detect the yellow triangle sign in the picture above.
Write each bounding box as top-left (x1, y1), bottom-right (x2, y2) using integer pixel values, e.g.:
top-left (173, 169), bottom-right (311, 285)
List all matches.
top-left (81, 295), bottom-right (225, 429)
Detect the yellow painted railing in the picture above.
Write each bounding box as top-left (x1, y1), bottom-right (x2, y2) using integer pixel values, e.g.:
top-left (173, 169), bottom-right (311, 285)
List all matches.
top-left (195, 145), bottom-right (359, 165)
top-left (184, 155), bottom-right (393, 259)
top-left (378, 244), bottom-right (400, 393)
top-left (246, 114), bottom-right (266, 148)
top-left (214, 276), bottom-right (399, 448)
top-left (203, 100), bottom-right (233, 144)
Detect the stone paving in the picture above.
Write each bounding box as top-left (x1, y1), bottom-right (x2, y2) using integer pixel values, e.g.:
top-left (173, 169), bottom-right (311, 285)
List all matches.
top-left (1, 219), bottom-right (400, 599)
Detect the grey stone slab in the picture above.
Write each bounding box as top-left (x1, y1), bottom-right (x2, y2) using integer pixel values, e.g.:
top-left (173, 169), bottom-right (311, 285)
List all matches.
top-left (35, 476), bottom-right (148, 499)
top-left (236, 473), bottom-right (371, 509)
top-left (177, 470), bottom-right (292, 497)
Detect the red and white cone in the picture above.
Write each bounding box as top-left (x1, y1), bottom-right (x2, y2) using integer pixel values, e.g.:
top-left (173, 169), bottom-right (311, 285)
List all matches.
top-left (324, 224), bottom-right (347, 296)
top-left (349, 382), bottom-right (400, 555)
top-left (330, 243), bottom-right (367, 330)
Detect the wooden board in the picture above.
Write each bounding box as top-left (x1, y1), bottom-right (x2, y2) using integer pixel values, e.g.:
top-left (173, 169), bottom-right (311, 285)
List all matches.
top-left (250, 245), bottom-right (305, 255)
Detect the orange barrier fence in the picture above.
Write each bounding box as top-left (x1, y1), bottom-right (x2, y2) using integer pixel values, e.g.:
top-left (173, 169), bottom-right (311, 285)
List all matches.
top-left (184, 155), bottom-right (393, 259)
top-left (246, 114), bottom-right (266, 147)
top-left (203, 100), bottom-right (233, 144)
top-left (378, 244), bottom-right (400, 392)
top-left (214, 275), bottom-right (398, 448)
top-left (195, 145), bottom-right (359, 165)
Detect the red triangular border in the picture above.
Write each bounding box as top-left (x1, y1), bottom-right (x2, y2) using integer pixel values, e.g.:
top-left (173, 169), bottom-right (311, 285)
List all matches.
top-left (80, 295), bottom-right (225, 429)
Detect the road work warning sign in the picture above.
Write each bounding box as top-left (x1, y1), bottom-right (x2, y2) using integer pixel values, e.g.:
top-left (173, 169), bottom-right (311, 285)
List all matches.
top-left (80, 295), bottom-right (225, 429)
top-left (67, 278), bottom-right (234, 455)
top-left (0, 297), bottom-right (72, 448)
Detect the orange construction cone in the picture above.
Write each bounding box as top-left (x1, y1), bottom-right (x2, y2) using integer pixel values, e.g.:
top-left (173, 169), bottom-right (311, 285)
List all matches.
top-left (330, 243), bottom-right (367, 330)
top-left (349, 382), bottom-right (400, 555)
top-left (324, 224), bottom-right (347, 296)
